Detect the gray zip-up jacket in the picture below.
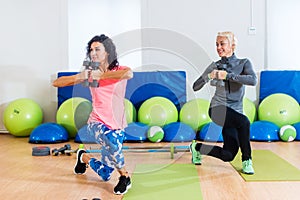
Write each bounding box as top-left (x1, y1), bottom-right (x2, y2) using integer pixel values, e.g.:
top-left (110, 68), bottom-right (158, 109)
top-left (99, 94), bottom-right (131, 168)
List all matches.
top-left (193, 54), bottom-right (257, 114)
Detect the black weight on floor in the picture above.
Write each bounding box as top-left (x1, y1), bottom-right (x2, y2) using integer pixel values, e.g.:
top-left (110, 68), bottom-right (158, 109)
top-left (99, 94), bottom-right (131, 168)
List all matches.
top-left (32, 146), bottom-right (50, 156)
top-left (52, 144), bottom-right (72, 156)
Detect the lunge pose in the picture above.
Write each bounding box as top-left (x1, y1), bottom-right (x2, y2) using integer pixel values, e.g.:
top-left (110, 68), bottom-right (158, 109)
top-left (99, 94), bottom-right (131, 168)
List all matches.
top-left (190, 31), bottom-right (257, 174)
top-left (53, 34), bottom-right (133, 194)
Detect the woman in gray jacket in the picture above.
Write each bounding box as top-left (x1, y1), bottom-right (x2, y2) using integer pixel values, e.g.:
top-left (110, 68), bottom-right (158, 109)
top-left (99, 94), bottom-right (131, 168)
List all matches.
top-left (190, 31), bottom-right (257, 174)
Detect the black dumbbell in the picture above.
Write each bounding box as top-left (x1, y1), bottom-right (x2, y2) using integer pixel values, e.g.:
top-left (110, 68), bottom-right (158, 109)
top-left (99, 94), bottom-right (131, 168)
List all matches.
top-left (52, 144), bottom-right (71, 156)
top-left (81, 59), bottom-right (100, 88)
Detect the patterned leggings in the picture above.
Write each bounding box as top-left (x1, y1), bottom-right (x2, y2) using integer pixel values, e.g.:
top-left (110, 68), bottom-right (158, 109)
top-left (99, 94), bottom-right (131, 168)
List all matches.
top-left (87, 122), bottom-right (125, 181)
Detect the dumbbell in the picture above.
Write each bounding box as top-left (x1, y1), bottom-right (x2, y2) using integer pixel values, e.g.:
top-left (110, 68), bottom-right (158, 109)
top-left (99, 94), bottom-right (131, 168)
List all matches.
top-left (81, 59), bottom-right (100, 88)
top-left (52, 144), bottom-right (71, 156)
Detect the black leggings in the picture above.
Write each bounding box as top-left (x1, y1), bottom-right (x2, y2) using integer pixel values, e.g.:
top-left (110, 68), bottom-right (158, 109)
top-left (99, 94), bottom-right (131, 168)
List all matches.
top-left (195, 105), bottom-right (252, 162)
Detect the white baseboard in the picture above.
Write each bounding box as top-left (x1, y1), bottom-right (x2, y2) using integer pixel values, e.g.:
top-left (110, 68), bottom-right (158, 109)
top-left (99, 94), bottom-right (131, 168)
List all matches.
top-left (0, 129), bottom-right (9, 134)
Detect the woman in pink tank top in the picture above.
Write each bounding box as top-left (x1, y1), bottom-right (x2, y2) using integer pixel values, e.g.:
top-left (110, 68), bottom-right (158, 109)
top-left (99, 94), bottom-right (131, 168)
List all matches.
top-left (53, 34), bottom-right (133, 195)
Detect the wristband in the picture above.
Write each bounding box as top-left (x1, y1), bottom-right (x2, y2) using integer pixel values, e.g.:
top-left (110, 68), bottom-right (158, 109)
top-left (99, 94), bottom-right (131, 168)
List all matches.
top-left (208, 74), bottom-right (212, 80)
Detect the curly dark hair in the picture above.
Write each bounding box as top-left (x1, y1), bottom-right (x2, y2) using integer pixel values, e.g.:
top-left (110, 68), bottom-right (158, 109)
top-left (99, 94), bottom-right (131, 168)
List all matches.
top-left (86, 34), bottom-right (119, 70)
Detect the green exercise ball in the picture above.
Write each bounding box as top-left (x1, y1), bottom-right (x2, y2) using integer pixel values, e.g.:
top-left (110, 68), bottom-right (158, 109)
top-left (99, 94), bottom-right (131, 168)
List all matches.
top-left (56, 97), bottom-right (92, 138)
top-left (138, 96), bottom-right (178, 127)
top-left (124, 98), bottom-right (136, 123)
top-left (243, 97), bottom-right (257, 123)
top-left (179, 98), bottom-right (211, 131)
top-left (3, 98), bottom-right (43, 137)
top-left (258, 93), bottom-right (300, 127)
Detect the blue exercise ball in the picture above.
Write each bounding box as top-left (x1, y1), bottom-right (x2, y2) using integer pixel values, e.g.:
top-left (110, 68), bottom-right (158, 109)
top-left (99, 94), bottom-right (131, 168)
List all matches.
top-left (163, 122), bottom-right (196, 142)
top-left (29, 122), bottom-right (69, 143)
top-left (124, 122), bottom-right (149, 142)
top-left (74, 124), bottom-right (96, 143)
top-left (293, 122), bottom-right (300, 141)
top-left (250, 120), bottom-right (279, 141)
top-left (198, 122), bottom-right (223, 142)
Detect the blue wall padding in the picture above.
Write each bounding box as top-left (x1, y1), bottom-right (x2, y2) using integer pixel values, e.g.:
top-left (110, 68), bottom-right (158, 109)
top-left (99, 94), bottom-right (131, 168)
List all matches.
top-left (57, 71), bottom-right (186, 110)
top-left (125, 71), bottom-right (186, 110)
top-left (260, 70), bottom-right (300, 103)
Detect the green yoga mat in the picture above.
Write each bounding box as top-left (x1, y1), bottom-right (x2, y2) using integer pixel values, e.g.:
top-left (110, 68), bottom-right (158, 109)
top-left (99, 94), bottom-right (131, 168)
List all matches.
top-left (123, 164), bottom-right (203, 200)
top-left (231, 149), bottom-right (300, 181)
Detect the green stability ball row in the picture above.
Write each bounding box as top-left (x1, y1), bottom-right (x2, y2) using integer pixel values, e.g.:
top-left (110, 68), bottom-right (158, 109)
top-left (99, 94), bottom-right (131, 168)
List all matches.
top-left (56, 98), bottom-right (135, 138)
top-left (179, 97), bottom-right (256, 132)
top-left (243, 97), bottom-right (257, 123)
top-left (258, 93), bottom-right (300, 127)
top-left (3, 98), bottom-right (43, 137)
top-left (124, 98), bottom-right (137, 124)
top-left (56, 97), bottom-right (92, 138)
top-left (138, 96), bottom-right (178, 127)
top-left (179, 98), bottom-right (211, 131)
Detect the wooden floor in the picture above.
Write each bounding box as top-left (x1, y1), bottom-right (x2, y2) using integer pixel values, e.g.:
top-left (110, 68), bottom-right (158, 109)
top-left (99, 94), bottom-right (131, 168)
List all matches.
top-left (1, 133), bottom-right (300, 200)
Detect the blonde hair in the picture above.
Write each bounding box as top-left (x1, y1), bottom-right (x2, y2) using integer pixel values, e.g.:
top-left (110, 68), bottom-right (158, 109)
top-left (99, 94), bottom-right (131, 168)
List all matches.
top-left (217, 31), bottom-right (237, 51)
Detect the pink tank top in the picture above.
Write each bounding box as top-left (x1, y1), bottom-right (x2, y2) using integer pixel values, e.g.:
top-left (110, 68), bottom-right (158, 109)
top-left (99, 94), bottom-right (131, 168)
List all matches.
top-left (88, 66), bottom-right (128, 130)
